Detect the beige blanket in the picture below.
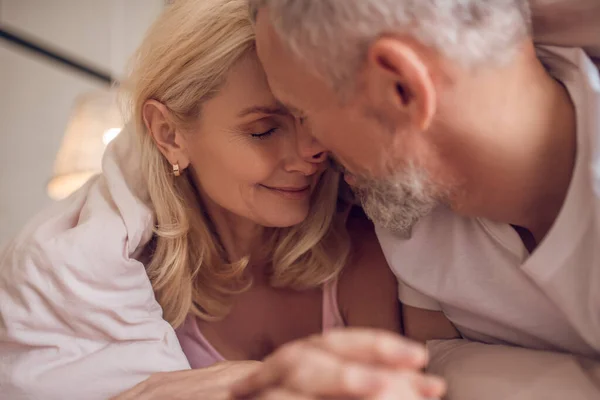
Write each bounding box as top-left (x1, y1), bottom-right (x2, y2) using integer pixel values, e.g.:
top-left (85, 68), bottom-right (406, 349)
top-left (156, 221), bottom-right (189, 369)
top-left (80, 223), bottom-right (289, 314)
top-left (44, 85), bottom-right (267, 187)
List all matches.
top-left (428, 340), bottom-right (600, 400)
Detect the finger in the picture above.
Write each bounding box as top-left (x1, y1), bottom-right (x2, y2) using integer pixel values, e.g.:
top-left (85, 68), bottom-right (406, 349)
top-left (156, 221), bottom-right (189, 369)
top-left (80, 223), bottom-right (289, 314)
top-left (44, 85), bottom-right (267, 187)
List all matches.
top-left (281, 352), bottom-right (385, 396)
top-left (371, 371), bottom-right (447, 400)
top-left (369, 377), bottom-right (421, 400)
top-left (414, 374), bottom-right (446, 398)
top-left (232, 329), bottom-right (427, 398)
top-left (232, 343), bottom-right (384, 398)
top-left (309, 328), bottom-right (428, 369)
top-left (252, 388), bottom-right (315, 400)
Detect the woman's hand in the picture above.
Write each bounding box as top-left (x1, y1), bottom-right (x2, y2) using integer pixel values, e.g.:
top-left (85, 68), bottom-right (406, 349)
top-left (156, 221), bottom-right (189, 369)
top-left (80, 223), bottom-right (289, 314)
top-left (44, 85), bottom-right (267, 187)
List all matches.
top-left (112, 360), bottom-right (260, 400)
top-left (232, 328), bottom-right (446, 399)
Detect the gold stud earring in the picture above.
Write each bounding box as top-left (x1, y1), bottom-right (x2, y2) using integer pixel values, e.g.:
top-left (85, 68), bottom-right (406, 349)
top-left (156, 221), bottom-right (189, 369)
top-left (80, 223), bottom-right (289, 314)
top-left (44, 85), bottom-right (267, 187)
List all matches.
top-left (173, 163), bottom-right (181, 177)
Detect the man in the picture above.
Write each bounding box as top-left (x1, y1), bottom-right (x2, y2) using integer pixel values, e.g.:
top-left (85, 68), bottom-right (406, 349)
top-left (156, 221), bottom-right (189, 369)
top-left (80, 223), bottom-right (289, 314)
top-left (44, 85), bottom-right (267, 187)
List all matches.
top-left (233, 0), bottom-right (600, 398)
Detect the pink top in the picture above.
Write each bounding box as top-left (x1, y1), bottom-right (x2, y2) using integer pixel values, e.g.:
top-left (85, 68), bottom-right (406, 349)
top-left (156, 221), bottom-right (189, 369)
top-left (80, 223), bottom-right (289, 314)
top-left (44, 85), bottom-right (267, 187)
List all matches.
top-left (176, 278), bottom-right (346, 368)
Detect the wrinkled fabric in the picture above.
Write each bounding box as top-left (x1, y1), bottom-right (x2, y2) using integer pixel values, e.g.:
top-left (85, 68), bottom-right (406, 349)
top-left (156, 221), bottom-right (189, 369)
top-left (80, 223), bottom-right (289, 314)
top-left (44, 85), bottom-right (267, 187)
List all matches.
top-left (428, 339), bottom-right (600, 400)
top-left (0, 127), bottom-right (190, 400)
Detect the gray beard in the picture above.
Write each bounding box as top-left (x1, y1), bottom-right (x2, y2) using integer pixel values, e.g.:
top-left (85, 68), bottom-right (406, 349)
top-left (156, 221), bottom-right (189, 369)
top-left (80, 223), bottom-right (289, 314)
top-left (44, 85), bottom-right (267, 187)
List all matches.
top-left (351, 166), bottom-right (439, 237)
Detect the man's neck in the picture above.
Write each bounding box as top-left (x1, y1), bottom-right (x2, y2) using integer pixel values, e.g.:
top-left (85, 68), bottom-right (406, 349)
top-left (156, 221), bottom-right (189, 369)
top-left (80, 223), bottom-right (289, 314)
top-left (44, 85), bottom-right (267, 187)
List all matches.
top-left (443, 44), bottom-right (577, 244)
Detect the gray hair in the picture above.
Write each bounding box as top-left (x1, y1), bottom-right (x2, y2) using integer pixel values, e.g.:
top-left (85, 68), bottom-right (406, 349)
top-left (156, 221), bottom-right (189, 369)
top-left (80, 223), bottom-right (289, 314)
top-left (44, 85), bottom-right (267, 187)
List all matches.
top-left (250, 0), bottom-right (532, 89)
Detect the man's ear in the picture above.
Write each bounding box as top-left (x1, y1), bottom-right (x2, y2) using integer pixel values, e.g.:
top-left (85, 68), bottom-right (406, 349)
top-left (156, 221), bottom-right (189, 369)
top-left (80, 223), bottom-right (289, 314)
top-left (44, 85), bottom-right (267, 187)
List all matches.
top-left (365, 37), bottom-right (436, 131)
top-left (142, 100), bottom-right (190, 169)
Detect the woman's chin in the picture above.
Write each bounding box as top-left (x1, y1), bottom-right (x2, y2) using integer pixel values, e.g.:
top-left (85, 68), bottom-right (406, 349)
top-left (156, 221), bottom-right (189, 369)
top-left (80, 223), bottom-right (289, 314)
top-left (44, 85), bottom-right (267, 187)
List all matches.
top-left (259, 207), bottom-right (309, 228)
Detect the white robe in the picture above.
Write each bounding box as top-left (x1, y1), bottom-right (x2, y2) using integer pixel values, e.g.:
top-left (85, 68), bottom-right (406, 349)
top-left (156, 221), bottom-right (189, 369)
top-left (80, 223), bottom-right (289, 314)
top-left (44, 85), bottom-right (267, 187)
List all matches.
top-left (0, 128), bottom-right (190, 399)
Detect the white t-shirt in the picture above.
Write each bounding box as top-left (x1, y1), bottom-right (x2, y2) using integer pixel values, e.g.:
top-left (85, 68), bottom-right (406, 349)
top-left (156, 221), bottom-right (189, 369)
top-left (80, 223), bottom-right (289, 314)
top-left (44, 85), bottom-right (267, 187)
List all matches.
top-left (377, 46), bottom-right (600, 357)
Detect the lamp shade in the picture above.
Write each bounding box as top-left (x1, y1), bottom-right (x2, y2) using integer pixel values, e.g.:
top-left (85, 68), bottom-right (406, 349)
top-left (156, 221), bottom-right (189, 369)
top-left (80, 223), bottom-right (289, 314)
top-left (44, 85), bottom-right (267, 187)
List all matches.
top-left (48, 90), bottom-right (124, 200)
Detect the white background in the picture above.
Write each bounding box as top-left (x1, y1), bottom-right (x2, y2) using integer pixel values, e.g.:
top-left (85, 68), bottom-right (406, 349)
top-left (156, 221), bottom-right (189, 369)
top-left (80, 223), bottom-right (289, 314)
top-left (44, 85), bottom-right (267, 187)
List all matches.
top-left (0, 0), bottom-right (163, 245)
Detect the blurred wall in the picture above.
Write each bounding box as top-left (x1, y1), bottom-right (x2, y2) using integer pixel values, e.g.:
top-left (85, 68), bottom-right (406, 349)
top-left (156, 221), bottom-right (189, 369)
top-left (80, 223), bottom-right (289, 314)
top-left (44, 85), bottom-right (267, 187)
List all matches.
top-left (0, 0), bottom-right (163, 245)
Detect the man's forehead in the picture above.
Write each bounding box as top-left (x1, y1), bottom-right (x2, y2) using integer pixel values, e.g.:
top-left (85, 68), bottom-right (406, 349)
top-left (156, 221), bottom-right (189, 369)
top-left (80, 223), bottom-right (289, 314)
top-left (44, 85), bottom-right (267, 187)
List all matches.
top-left (254, 8), bottom-right (332, 117)
top-left (254, 8), bottom-right (283, 57)
top-left (254, 12), bottom-right (293, 90)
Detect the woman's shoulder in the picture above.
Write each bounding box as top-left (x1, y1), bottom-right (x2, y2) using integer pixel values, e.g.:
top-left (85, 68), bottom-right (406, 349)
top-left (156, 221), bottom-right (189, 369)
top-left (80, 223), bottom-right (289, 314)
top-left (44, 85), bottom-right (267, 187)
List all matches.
top-left (345, 207), bottom-right (385, 261)
top-left (337, 207), bottom-right (400, 331)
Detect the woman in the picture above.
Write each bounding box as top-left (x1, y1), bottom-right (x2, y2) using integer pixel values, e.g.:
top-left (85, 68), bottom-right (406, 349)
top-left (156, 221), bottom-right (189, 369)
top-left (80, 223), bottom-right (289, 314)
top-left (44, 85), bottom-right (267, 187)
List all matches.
top-left (0, 0), bottom-right (405, 399)
top-left (129, 0), bottom-right (400, 368)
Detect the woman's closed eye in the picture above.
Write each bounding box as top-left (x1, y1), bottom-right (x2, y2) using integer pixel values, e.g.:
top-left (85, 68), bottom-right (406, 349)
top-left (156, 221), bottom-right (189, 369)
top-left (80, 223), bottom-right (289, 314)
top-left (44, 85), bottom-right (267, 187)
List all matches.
top-left (251, 127), bottom-right (278, 140)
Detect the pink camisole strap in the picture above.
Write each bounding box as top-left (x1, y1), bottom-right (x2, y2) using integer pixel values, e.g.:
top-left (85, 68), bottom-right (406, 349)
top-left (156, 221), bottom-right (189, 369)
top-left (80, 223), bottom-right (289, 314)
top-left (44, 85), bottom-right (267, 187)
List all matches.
top-left (176, 277), bottom-right (346, 368)
top-left (321, 277), bottom-right (346, 331)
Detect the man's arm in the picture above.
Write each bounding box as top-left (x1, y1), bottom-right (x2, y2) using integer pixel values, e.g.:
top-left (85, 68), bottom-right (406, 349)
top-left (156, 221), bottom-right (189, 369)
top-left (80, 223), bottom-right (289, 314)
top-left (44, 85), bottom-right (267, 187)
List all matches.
top-left (339, 215), bottom-right (459, 342)
top-left (403, 305), bottom-right (461, 343)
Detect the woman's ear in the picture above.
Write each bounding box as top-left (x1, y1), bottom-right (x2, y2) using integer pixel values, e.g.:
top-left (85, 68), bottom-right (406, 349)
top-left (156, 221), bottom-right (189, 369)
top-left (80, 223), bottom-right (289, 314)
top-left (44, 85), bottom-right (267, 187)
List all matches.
top-left (142, 100), bottom-right (190, 168)
top-left (367, 37), bottom-right (437, 132)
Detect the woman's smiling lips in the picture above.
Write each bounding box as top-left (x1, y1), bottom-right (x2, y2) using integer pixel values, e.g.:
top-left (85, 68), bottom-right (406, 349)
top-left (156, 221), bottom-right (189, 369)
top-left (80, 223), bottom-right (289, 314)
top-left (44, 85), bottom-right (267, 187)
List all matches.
top-left (260, 184), bottom-right (311, 199)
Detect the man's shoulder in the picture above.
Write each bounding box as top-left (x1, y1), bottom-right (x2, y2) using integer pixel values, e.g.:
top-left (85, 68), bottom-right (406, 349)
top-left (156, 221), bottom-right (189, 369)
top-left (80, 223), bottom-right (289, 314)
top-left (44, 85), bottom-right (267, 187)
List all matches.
top-left (374, 206), bottom-right (518, 271)
top-left (376, 205), bottom-right (483, 247)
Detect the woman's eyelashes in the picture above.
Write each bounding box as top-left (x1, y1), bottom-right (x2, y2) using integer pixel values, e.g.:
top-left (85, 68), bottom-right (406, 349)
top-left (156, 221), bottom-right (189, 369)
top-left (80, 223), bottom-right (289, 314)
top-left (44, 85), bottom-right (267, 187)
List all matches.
top-left (251, 127), bottom-right (278, 140)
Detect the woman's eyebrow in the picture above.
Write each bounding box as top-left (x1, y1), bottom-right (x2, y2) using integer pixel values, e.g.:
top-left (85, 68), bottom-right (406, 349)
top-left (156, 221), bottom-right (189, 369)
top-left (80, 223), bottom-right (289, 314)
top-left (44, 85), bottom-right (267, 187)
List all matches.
top-left (237, 104), bottom-right (289, 117)
top-left (275, 100), bottom-right (304, 117)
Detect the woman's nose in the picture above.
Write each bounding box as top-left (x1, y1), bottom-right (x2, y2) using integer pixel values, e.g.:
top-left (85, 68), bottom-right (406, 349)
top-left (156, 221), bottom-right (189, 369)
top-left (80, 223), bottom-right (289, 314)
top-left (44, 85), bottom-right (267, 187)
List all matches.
top-left (296, 125), bottom-right (327, 164)
top-left (283, 131), bottom-right (328, 176)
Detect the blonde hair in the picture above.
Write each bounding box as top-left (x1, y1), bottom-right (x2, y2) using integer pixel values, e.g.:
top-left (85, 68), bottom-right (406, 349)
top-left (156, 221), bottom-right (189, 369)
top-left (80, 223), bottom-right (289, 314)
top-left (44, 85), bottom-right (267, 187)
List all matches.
top-left (122, 0), bottom-right (350, 328)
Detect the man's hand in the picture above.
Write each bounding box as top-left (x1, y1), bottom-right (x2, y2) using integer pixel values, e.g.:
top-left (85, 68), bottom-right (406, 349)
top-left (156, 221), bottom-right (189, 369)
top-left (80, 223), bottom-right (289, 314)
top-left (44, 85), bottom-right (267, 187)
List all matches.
top-left (111, 361), bottom-right (260, 400)
top-left (231, 328), bottom-right (446, 399)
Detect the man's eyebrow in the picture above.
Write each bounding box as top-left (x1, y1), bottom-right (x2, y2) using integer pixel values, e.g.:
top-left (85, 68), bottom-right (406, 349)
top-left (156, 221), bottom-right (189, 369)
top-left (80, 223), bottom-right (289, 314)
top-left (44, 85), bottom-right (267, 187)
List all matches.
top-left (237, 104), bottom-right (289, 118)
